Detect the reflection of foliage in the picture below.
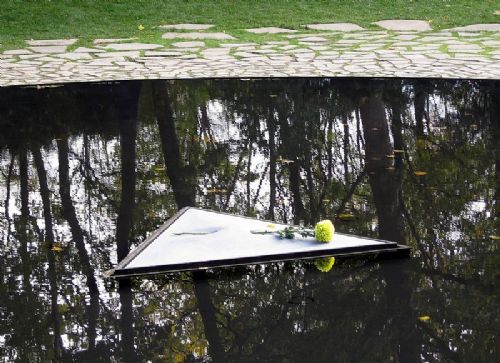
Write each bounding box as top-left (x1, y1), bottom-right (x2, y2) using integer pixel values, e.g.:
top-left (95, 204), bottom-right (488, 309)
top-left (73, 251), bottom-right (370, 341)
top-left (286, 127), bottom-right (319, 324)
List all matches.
top-left (314, 257), bottom-right (335, 272)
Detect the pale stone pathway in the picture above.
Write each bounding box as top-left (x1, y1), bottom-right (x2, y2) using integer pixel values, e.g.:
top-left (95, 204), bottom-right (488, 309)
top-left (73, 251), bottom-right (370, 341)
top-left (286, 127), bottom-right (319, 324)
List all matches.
top-left (2, 21), bottom-right (500, 87)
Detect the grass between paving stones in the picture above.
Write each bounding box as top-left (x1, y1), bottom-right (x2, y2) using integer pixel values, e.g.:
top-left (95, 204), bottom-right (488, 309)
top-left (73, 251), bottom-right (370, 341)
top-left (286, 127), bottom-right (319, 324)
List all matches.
top-left (1, 0), bottom-right (499, 51)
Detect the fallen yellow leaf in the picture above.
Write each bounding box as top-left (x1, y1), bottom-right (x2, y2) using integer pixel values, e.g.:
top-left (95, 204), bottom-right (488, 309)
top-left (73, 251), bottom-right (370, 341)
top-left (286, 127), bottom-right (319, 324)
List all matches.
top-left (267, 224), bottom-right (276, 229)
top-left (489, 235), bottom-right (500, 240)
top-left (51, 246), bottom-right (63, 252)
top-left (206, 188), bottom-right (227, 194)
top-left (138, 24), bottom-right (145, 31)
top-left (338, 213), bottom-right (355, 220)
top-left (277, 156), bottom-right (294, 164)
top-left (418, 315), bottom-right (431, 322)
top-left (414, 171), bottom-right (428, 176)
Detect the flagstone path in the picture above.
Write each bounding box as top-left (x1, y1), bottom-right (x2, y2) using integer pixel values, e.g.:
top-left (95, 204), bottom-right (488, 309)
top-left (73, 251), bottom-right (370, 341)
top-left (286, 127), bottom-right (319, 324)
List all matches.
top-left (1, 21), bottom-right (500, 86)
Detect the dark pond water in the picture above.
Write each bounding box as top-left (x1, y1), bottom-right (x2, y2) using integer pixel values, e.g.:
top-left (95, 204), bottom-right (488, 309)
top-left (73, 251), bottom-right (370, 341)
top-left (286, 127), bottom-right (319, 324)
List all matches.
top-left (0, 78), bottom-right (499, 362)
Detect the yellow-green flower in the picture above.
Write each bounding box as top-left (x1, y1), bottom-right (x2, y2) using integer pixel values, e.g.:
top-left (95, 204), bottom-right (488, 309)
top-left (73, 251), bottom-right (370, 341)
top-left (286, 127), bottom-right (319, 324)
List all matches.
top-left (314, 257), bottom-right (335, 272)
top-left (314, 220), bottom-right (334, 243)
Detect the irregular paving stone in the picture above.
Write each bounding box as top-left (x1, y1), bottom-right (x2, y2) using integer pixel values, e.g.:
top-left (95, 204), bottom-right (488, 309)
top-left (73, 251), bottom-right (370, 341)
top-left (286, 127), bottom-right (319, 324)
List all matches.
top-left (447, 44), bottom-right (483, 52)
top-left (74, 47), bottom-right (105, 53)
top-left (286, 33), bottom-right (333, 39)
top-left (96, 51), bottom-right (141, 58)
top-left (18, 54), bottom-right (43, 60)
top-left (144, 51), bottom-right (185, 57)
top-left (4, 49), bottom-right (33, 55)
top-left (394, 34), bottom-right (419, 40)
top-left (55, 53), bottom-right (93, 60)
top-left (93, 38), bottom-right (138, 44)
top-left (158, 24), bottom-right (214, 30)
top-left (220, 43), bottom-right (257, 47)
top-left (245, 27), bottom-right (297, 34)
top-left (304, 23), bottom-right (364, 31)
top-left (265, 41), bottom-right (290, 45)
top-left (373, 20), bottom-right (431, 31)
top-left (162, 32), bottom-right (235, 40)
top-left (448, 24), bottom-right (500, 32)
top-left (298, 36), bottom-right (328, 42)
top-left (26, 39), bottom-right (77, 46)
top-left (172, 41), bottom-right (206, 48)
top-left (29, 46), bottom-right (68, 53)
top-left (102, 43), bottom-right (163, 51)
top-left (483, 40), bottom-right (500, 46)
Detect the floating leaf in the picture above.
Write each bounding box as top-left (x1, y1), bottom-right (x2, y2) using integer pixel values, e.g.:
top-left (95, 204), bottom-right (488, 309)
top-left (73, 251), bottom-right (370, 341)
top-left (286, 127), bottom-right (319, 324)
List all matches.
top-left (277, 156), bottom-right (294, 164)
top-left (489, 235), bottom-right (500, 240)
top-left (414, 171), bottom-right (428, 176)
top-left (416, 139), bottom-right (427, 148)
top-left (338, 213), bottom-right (355, 220)
top-left (418, 315), bottom-right (431, 322)
top-left (206, 188), bottom-right (227, 194)
top-left (51, 245), bottom-right (63, 252)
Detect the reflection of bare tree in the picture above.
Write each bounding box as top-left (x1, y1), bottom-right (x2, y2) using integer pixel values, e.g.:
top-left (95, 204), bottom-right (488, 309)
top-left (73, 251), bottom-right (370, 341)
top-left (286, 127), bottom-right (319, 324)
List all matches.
top-left (267, 110), bottom-right (277, 220)
top-left (413, 80), bottom-right (427, 137)
top-left (57, 137), bottom-right (99, 356)
top-left (153, 84), bottom-right (226, 360)
top-left (359, 85), bottom-right (404, 244)
top-left (492, 85), bottom-right (500, 218)
top-left (114, 83), bottom-right (141, 362)
top-left (33, 147), bottom-right (63, 360)
top-left (360, 84), bottom-right (419, 362)
top-left (152, 82), bottom-right (196, 208)
top-left (193, 272), bottom-right (226, 361)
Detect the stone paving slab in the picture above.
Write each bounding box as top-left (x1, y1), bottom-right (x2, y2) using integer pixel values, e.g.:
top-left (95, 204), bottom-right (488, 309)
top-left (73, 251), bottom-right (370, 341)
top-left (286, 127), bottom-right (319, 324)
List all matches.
top-left (26, 39), bottom-right (77, 46)
top-left (162, 32), bottom-right (235, 40)
top-left (28, 46), bottom-right (68, 54)
top-left (2, 25), bottom-right (500, 87)
top-left (93, 38), bottom-right (138, 44)
top-left (101, 43), bottom-right (163, 51)
top-left (373, 20), bottom-right (431, 31)
top-left (158, 24), bottom-right (214, 30)
top-left (305, 23), bottom-right (364, 31)
top-left (246, 27), bottom-right (297, 34)
top-left (172, 41), bottom-right (205, 48)
top-left (448, 24), bottom-right (500, 32)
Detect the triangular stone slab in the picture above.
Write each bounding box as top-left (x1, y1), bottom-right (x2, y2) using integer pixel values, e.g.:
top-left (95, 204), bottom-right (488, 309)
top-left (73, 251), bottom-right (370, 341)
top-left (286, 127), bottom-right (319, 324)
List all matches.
top-left (109, 208), bottom-right (409, 277)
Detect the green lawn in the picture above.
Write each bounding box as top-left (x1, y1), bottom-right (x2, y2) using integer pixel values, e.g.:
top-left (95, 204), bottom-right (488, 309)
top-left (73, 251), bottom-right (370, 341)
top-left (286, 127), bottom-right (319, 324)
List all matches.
top-left (1, 0), bottom-right (499, 50)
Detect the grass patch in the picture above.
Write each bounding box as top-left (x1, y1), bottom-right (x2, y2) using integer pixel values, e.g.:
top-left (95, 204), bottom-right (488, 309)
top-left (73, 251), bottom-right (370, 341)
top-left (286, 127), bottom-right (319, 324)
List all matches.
top-left (0, 0), bottom-right (499, 51)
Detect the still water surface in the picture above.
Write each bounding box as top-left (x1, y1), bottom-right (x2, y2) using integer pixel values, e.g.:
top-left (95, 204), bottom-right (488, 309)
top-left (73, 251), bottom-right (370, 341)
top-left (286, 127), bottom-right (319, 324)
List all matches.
top-left (0, 79), bottom-right (498, 362)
